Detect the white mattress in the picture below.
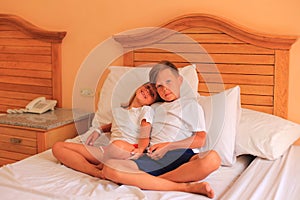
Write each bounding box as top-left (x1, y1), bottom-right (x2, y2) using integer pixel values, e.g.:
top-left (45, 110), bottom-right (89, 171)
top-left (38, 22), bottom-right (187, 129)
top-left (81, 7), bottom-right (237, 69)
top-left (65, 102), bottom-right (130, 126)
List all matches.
top-left (221, 145), bottom-right (300, 200)
top-left (0, 145), bottom-right (252, 200)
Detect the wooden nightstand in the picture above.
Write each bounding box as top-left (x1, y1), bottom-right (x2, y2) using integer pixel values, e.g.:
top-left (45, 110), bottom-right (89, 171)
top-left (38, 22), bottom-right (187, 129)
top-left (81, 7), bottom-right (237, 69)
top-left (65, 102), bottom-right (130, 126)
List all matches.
top-left (0, 109), bottom-right (92, 166)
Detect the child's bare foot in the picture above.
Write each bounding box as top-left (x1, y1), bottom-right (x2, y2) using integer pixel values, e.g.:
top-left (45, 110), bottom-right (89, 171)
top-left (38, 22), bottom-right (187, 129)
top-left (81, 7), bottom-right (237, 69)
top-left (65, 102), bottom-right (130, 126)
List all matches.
top-left (186, 182), bottom-right (214, 198)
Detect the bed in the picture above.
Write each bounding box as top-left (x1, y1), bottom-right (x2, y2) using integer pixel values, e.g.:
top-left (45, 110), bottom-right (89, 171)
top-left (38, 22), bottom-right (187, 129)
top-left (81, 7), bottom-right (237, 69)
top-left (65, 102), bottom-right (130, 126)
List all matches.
top-left (1, 13), bottom-right (300, 200)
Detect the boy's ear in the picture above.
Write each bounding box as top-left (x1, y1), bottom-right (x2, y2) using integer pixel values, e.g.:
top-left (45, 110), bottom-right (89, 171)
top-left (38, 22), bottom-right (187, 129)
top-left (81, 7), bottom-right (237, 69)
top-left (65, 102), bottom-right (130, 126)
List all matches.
top-left (178, 75), bottom-right (183, 84)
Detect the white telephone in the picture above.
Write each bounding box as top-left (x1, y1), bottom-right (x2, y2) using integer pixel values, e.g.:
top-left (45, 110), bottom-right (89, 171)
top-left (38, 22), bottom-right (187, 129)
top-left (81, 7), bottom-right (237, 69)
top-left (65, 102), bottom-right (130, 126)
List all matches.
top-left (7, 97), bottom-right (57, 114)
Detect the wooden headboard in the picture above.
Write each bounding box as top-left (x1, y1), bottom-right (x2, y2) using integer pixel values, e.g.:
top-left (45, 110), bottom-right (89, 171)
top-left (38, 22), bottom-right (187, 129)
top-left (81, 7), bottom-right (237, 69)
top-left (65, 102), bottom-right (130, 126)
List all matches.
top-left (113, 14), bottom-right (297, 118)
top-left (0, 14), bottom-right (66, 113)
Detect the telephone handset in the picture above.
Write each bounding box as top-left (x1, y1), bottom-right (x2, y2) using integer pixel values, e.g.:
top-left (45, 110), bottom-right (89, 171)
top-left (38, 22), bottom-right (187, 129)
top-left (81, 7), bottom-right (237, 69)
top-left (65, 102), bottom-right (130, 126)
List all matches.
top-left (7, 97), bottom-right (57, 114)
top-left (25, 97), bottom-right (57, 114)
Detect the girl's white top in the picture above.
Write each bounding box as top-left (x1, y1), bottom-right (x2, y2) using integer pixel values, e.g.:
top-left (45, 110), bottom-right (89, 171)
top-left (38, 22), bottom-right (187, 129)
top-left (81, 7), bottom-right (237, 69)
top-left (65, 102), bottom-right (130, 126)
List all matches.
top-left (110, 106), bottom-right (154, 144)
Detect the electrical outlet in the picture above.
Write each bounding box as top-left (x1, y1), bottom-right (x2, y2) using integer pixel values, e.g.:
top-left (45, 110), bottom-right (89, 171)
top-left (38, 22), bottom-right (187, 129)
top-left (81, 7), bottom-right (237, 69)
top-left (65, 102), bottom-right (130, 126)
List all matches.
top-left (80, 88), bottom-right (94, 97)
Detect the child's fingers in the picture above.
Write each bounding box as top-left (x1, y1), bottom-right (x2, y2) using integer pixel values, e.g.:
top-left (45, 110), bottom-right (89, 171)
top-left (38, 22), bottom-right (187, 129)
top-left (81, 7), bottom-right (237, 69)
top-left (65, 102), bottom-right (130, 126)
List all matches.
top-left (128, 152), bottom-right (141, 160)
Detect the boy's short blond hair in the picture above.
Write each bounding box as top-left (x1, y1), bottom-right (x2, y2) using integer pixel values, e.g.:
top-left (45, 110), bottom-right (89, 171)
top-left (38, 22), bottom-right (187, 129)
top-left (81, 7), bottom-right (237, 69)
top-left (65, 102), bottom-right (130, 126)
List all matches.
top-left (149, 60), bottom-right (179, 84)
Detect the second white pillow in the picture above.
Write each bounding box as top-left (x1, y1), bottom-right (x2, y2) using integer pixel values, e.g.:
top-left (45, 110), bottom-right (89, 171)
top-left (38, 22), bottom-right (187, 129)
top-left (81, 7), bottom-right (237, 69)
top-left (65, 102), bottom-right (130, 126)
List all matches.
top-left (236, 108), bottom-right (300, 160)
top-left (198, 86), bottom-right (241, 166)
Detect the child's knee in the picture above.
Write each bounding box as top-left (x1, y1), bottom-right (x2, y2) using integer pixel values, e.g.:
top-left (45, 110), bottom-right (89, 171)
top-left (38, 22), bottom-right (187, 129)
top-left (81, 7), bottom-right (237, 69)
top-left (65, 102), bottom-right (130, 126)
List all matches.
top-left (208, 150), bottom-right (221, 169)
top-left (52, 141), bottom-right (64, 157)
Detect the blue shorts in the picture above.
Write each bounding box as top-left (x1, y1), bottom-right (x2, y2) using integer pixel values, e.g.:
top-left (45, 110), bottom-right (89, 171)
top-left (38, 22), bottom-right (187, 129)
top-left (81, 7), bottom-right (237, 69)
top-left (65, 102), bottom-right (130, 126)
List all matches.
top-left (132, 149), bottom-right (195, 176)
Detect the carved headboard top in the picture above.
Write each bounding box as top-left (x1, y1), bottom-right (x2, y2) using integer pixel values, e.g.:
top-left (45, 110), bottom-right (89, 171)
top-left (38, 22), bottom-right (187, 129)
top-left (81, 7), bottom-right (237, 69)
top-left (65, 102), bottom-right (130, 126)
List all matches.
top-left (0, 14), bottom-right (66, 113)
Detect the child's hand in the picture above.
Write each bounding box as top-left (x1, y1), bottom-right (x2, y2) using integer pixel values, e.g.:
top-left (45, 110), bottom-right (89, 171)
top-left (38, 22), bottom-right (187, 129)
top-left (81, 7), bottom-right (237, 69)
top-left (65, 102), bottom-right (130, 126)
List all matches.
top-left (147, 142), bottom-right (170, 160)
top-left (128, 148), bottom-right (144, 160)
top-left (85, 131), bottom-right (100, 146)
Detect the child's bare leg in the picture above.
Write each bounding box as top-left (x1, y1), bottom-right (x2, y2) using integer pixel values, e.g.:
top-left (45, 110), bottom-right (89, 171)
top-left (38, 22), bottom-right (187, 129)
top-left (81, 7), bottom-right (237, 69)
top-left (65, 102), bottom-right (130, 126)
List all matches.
top-left (52, 142), bottom-right (104, 178)
top-left (159, 150), bottom-right (221, 182)
top-left (103, 140), bottom-right (135, 160)
top-left (94, 141), bottom-right (135, 171)
top-left (102, 159), bottom-right (214, 198)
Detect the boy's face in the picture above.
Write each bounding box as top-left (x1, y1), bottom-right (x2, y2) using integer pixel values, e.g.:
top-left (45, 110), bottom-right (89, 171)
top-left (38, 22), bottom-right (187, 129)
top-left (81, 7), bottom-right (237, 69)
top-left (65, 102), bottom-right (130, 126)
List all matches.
top-left (155, 68), bottom-right (183, 102)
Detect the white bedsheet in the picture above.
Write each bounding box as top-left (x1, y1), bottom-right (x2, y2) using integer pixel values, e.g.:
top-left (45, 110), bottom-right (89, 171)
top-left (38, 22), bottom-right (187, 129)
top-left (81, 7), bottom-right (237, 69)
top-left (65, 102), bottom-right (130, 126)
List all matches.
top-left (221, 145), bottom-right (300, 200)
top-left (0, 147), bottom-right (252, 200)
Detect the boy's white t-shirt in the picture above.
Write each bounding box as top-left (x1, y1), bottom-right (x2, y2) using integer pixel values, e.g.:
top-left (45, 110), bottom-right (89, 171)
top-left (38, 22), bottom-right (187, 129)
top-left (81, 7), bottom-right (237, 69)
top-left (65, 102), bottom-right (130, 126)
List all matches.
top-left (110, 106), bottom-right (154, 144)
top-left (150, 97), bottom-right (206, 146)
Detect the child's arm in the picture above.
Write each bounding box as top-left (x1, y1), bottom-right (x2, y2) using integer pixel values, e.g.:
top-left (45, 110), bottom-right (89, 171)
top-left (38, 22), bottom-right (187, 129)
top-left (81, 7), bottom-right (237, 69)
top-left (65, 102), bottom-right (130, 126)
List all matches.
top-left (85, 123), bottom-right (112, 146)
top-left (130, 119), bottom-right (151, 159)
top-left (163, 131), bottom-right (206, 150)
top-left (138, 119), bottom-right (151, 151)
top-left (147, 131), bottom-right (206, 160)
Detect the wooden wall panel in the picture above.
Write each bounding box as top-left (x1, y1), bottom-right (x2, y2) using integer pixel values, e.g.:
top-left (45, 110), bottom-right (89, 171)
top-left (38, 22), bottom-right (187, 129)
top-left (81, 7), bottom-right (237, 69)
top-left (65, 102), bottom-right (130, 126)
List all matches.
top-left (198, 83), bottom-right (273, 96)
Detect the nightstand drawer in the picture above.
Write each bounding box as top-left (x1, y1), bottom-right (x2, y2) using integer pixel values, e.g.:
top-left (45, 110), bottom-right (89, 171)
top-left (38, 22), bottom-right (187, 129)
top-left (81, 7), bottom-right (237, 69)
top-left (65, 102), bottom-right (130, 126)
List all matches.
top-left (0, 134), bottom-right (36, 147)
top-left (0, 126), bottom-right (38, 155)
top-left (0, 126), bottom-right (37, 139)
top-left (0, 149), bottom-right (32, 165)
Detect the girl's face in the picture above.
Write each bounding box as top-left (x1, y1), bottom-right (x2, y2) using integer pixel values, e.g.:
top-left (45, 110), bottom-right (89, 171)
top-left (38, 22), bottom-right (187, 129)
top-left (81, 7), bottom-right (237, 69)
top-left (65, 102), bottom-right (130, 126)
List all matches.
top-left (135, 83), bottom-right (158, 106)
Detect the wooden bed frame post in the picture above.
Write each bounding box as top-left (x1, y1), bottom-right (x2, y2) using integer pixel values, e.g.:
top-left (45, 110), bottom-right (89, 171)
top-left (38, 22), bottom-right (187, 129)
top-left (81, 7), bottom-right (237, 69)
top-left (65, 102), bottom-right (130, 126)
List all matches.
top-left (274, 50), bottom-right (290, 118)
top-left (52, 43), bottom-right (63, 108)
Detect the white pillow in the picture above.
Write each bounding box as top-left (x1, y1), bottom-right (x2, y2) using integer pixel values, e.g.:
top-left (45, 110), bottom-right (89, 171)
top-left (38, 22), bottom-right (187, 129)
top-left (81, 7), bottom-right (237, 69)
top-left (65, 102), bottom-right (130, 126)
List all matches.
top-left (236, 108), bottom-right (300, 160)
top-left (92, 64), bottom-right (198, 128)
top-left (197, 86), bottom-right (241, 166)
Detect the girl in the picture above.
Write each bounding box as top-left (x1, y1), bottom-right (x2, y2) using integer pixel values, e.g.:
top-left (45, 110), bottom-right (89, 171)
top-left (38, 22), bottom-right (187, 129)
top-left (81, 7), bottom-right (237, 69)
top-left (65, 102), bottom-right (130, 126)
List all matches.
top-left (52, 82), bottom-right (160, 178)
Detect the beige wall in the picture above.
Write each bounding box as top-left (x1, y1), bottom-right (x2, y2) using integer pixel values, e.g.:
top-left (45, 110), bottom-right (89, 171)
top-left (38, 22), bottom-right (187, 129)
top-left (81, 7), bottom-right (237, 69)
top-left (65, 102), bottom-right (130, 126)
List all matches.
top-left (1, 0), bottom-right (300, 123)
